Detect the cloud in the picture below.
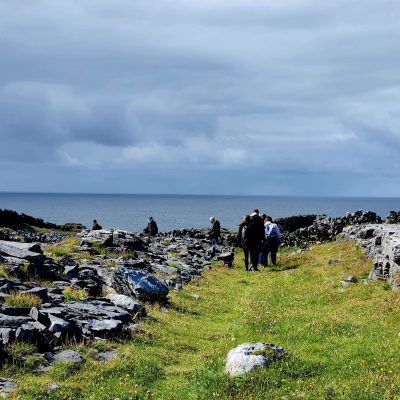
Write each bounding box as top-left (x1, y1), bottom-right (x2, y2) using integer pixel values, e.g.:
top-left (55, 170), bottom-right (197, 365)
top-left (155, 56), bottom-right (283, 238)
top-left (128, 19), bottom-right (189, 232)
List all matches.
top-left (0, 0), bottom-right (400, 194)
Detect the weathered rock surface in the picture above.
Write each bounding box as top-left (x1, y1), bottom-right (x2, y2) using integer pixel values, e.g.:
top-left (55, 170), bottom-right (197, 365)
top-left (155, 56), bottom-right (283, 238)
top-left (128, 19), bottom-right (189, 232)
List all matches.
top-left (0, 378), bottom-right (16, 398)
top-left (44, 349), bottom-right (83, 364)
top-left (282, 210), bottom-right (381, 247)
top-left (105, 294), bottom-right (145, 316)
top-left (111, 268), bottom-right (169, 301)
top-left (0, 240), bottom-right (45, 264)
top-left (341, 224), bottom-right (400, 288)
top-left (225, 343), bottom-right (284, 377)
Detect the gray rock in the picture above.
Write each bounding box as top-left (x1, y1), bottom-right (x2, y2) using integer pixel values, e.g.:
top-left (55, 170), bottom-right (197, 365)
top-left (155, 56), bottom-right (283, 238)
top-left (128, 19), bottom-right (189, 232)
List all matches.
top-left (64, 265), bottom-right (79, 280)
top-left (47, 383), bottom-right (59, 391)
top-left (0, 378), bottom-right (16, 398)
top-left (0, 328), bottom-right (15, 346)
top-left (44, 349), bottom-right (83, 364)
top-left (84, 319), bottom-right (123, 337)
top-left (0, 314), bottom-right (30, 328)
top-left (105, 294), bottom-right (145, 317)
top-left (0, 240), bottom-right (45, 264)
top-left (64, 300), bottom-right (130, 321)
top-left (94, 350), bottom-right (118, 363)
top-left (21, 287), bottom-right (48, 301)
top-left (111, 268), bottom-right (169, 302)
top-left (225, 342), bottom-right (284, 377)
top-left (341, 224), bottom-right (400, 284)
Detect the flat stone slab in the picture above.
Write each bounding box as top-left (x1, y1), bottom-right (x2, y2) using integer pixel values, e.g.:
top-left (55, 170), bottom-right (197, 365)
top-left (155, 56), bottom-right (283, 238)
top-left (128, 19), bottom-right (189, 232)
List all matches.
top-left (44, 349), bottom-right (83, 364)
top-left (105, 294), bottom-right (145, 316)
top-left (0, 240), bottom-right (44, 263)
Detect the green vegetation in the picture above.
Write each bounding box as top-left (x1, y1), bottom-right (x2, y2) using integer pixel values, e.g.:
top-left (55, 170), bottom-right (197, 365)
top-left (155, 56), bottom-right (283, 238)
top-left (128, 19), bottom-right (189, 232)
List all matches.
top-left (4, 240), bottom-right (400, 399)
top-left (62, 287), bottom-right (87, 302)
top-left (45, 237), bottom-right (80, 257)
top-left (0, 263), bottom-right (11, 279)
top-left (4, 292), bottom-right (42, 308)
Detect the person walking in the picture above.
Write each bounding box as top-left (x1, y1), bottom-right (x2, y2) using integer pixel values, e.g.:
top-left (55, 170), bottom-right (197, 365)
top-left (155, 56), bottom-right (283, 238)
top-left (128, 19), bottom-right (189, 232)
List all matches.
top-left (209, 216), bottom-right (221, 246)
top-left (264, 215), bottom-right (282, 266)
top-left (238, 215), bottom-right (251, 271)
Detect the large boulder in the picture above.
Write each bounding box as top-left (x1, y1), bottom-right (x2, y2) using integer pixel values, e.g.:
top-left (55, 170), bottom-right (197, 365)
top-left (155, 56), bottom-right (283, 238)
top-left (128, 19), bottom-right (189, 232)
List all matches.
top-left (111, 268), bottom-right (169, 301)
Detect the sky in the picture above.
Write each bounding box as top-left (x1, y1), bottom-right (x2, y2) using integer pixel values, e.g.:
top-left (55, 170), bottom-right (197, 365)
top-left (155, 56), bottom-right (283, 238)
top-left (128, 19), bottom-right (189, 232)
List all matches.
top-left (1, 0), bottom-right (400, 196)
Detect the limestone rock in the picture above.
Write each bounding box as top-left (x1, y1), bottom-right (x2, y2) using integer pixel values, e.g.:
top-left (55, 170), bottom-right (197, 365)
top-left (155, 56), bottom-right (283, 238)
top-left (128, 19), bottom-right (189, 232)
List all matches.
top-left (111, 268), bottom-right (169, 302)
top-left (225, 342), bottom-right (284, 377)
top-left (44, 349), bottom-right (83, 364)
top-left (105, 294), bottom-right (145, 316)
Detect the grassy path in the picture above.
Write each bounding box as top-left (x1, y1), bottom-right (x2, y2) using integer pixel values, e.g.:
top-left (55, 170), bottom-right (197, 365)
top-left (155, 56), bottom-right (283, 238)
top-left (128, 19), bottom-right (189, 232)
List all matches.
top-left (9, 241), bottom-right (400, 399)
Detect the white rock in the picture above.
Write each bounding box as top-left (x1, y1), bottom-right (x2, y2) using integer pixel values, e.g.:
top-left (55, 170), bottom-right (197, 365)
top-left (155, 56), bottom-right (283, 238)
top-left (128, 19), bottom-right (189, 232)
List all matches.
top-left (225, 343), bottom-right (270, 377)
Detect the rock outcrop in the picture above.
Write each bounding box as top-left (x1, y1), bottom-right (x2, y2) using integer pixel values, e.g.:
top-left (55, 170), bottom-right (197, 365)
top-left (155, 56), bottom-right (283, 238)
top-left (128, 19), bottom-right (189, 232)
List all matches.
top-left (340, 224), bottom-right (400, 289)
top-left (281, 210), bottom-right (381, 247)
top-left (0, 226), bottom-right (234, 353)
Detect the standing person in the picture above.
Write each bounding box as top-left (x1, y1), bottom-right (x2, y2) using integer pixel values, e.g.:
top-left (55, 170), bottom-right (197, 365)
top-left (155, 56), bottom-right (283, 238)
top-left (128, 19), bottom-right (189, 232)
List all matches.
top-left (264, 216), bottom-right (282, 266)
top-left (91, 219), bottom-right (102, 230)
top-left (144, 217), bottom-right (158, 236)
top-left (248, 209), bottom-right (265, 271)
top-left (209, 216), bottom-right (221, 246)
top-left (238, 215), bottom-right (251, 271)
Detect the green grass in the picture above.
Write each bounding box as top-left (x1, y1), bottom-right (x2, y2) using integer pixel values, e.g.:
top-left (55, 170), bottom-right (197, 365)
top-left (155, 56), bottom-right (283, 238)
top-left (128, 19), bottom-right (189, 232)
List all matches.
top-left (4, 292), bottom-right (42, 308)
top-left (0, 263), bottom-right (12, 279)
top-left (5, 240), bottom-right (400, 399)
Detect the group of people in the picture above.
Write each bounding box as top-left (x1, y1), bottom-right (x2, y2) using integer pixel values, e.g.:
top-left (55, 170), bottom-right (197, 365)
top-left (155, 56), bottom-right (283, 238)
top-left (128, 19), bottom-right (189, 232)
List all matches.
top-left (91, 209), bottom-right (282, 271)
top-left (237, 209), bottom-right (282, 271)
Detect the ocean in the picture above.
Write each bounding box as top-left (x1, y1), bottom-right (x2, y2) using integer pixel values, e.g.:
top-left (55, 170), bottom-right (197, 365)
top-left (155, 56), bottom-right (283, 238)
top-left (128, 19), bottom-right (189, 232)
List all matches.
top-left (0, 193), bottom-right (399, 232)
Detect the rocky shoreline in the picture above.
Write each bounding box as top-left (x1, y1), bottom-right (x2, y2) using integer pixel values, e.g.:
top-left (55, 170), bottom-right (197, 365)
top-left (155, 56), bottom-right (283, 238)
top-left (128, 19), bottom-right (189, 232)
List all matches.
top-left (1, 208), bottom-right (400, 396)
top-left (0, 226), bottom-right (234, 357)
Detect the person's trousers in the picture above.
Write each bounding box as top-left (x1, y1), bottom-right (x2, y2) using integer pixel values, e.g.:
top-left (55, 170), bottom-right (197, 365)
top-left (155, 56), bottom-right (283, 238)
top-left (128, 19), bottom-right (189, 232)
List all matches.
top-left (242, 246), bottom-right (250, 270)
top-left (264, 237), bottom-right (281, 266)
top-left (249, 246), bottom-right (259, 270)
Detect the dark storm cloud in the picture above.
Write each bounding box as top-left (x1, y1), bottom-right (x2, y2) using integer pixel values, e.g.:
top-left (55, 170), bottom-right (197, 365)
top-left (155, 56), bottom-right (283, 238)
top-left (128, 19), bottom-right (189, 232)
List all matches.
top-left (0, 0), bottom-right (400, 194)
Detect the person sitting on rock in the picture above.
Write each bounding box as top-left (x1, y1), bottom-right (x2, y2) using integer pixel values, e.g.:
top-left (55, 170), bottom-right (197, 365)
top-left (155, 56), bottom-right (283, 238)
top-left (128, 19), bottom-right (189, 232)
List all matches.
top-left (91, 219), bottom-right (102, 230)
top-left (209, 216), bottom-right (221, 246)
top-left (144, 217), bottom-right (158, 236)
top-left (263, 215), bottom-right (282, 266)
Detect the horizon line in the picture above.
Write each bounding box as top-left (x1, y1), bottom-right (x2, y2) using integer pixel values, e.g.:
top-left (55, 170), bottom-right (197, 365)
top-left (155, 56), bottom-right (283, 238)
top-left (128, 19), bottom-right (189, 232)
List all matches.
top-left (1, 191), bottom-right (400, 200)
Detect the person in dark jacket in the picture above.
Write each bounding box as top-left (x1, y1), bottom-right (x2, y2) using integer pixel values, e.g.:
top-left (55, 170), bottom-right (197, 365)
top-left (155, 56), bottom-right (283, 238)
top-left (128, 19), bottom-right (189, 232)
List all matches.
top-left (91, 219), bottom-right (102, 230)
top-left (248, 209), bottom-right (264, 270)
top-left (144, 217), bottom-right (158, 236)
top-left (238, 215), bottom-right (251, 271)
top-left (263, 215), bottom-right (282, 266)
top-left (209, 216), bottom-right (221, 246)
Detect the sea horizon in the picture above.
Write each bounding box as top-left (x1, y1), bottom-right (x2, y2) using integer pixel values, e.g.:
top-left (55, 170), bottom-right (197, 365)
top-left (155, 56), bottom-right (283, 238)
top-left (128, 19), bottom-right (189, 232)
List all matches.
top-left (1, 191), bottom-right (400, 200)
top-left (1, 192), bottom-right (399, 232)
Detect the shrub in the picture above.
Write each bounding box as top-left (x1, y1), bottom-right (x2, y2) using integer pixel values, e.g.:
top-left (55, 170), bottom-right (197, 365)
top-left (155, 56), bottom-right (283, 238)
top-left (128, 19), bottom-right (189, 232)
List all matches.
top-left (0, 264), bottom-right (11, 279)
top-left (4, 292), bottom-right (42, 308)
top-left (7, 342), bottom-right (37, 359)
top-left (63, 287), bottom-right (87, 302)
